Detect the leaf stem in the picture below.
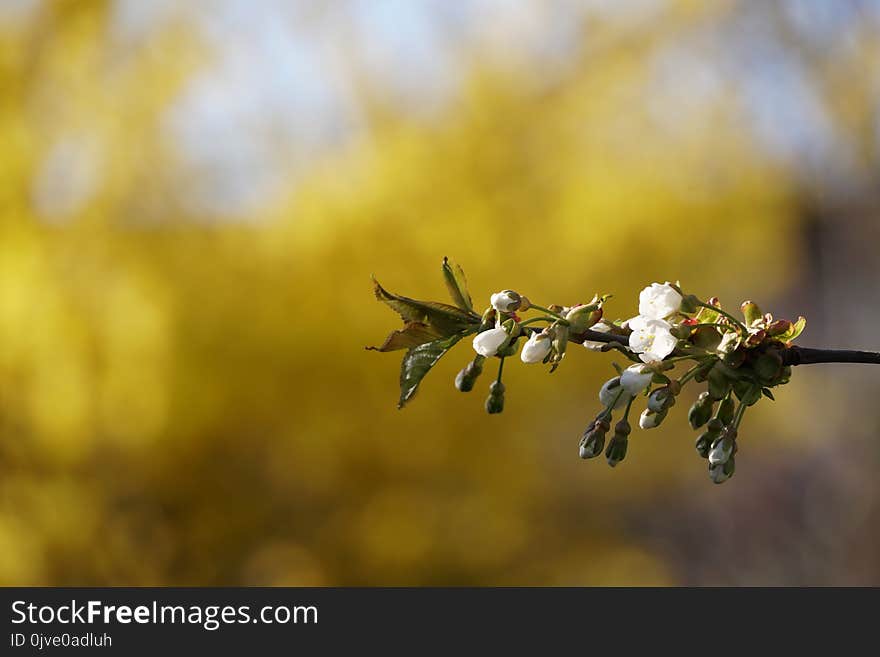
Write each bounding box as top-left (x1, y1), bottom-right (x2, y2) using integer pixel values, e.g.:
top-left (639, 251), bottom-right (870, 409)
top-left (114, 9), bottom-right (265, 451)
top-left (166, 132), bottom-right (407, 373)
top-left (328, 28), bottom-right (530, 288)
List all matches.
top-left (528, 304), bottom-right (567, 321)
top-left (697, 302), bottom-right (747, 332)
top-left (520, 316), bottom-right (557, 328)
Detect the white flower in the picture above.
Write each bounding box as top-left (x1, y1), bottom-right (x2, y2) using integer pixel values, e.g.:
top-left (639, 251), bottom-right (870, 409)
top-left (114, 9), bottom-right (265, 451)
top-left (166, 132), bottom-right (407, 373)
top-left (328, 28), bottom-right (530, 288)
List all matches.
top-left (628, 317), bottom-right (677, 363)
top-left (638, 282), bottom-right (682, 320)
top-left (620, 364), bottom-right (653, 396)
top-left (582, 321), bottom-right (612, 351)
top-left (472, 327), bottom-right (509, 357)
top-left (490, 290), bottom-right (521, 313)
top-left (520, 332), bottom-right (552, 364)
top-left (599, 377), bottom-right (630, 409)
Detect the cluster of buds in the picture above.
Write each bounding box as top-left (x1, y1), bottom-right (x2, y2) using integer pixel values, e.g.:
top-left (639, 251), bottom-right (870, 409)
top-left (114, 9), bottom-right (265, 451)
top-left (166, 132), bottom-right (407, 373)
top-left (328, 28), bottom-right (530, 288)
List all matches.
top-left (370, 258), bottom-right (808, 485)
top-left (574, 284), bottom-right (804, 483)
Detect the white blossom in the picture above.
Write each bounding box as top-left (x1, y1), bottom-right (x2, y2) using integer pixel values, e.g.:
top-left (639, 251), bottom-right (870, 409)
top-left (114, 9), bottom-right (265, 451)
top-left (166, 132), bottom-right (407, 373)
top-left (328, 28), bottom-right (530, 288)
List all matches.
top-left (472, 327), bottom-right (508, 357)
top-left (520, 333), bottom-right (552, 364)
top-left (620, 364), bottom-right (653, 396)
top-left (638, 282), bottom-right (682, 320)
top-left (628, 317), bottom-right (677, 363)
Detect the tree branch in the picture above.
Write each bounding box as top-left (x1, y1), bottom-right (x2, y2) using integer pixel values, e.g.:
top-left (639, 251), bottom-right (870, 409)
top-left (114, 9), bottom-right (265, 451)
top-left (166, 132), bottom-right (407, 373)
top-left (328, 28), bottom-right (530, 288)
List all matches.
top-left (572, 329), bottom-right (880, 366)
top-left (780, 346), bottom-right (880, 366)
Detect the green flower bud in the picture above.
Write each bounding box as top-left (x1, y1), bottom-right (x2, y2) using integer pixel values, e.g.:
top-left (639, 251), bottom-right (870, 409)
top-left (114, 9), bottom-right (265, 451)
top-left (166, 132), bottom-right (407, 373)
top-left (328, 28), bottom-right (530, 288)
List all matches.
top-left (741, 300), bottom-right (763, 327)
top-left (605, 433), bottom-right (628, 467)
top-left (498, 335), bottom-right (521, 358)
top-left (753, 351), bottom-right (783, 385)
top-left (680, 293), bottom-right (700, 314)
top-left (455, 356), bottom-right (485, 392)
top-left (688, 392), bottom-right (714, 429)
top-left (716, 396), bottom-right (735, 424)
top-left (564, 303), bottom-right (603, 333)
top-left (485, 381), bottom-right (505, 415)
top-left (579, 419), bottom-right (609, 459)
top-left (707, 364), bottom-right (732, 401)
top-left (708, 433), bottom-right (735, 466)
top-left (605, 420), bottom-right (630, 467)
top-left (709, 455), bottom-right (736, 484)
top-left (706, 417), bottom-right (724, 433)
top-left (695, 432), bottom-right (712, 458)
top-left (647, 386), bottom-right (677, 413)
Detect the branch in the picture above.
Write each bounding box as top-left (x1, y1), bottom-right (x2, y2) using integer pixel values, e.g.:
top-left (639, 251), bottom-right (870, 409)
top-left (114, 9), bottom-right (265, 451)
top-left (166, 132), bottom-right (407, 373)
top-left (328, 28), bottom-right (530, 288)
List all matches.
top-left (781, 346), bottom-right (880, 366)
top-left (573, 329), bottom-right (880, 367)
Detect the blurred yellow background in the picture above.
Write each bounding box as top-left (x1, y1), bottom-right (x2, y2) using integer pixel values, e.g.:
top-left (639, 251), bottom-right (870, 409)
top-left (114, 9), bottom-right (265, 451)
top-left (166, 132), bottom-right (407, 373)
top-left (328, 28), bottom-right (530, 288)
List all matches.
top-left (1, 0), bottom-right (879, 585)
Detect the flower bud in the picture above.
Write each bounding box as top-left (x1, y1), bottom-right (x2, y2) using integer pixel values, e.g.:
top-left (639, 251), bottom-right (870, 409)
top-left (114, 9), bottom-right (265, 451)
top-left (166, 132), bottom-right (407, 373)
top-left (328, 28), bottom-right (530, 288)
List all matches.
top-left (688, 392), bottom-right (714, 429)
top-left (455, 356), bottom-right (485, 392)
top-left (485, 380), bottom-right (505, 414)
top-left (707, 364), bottom-right (732, 401)
top-left (639, 408), bottom-right (667, 429)
top-left (680, 293), bottom-right (700, 314)
top-left (490, 290), bottom-right (522, 313)
top-left (520, 332), bottom-right (552, 364)
top-left (599, 377), bottom-right (631, 410)
top-left (706, 417), bottom-right (724, 433)
top-left (498, 335), bottom-right (521, 358)
top-left (605, 428), bottom-right (629, 467)
top-left (741, 300), bottom-right (763, 327)
top-left (716, 396), bottom-right (735, 425)
top-left (647, 386), bottom-right (676, 413)
top-left (709, 456), bottom-right (735, 484)
top-left (708, 434), bottom-right (735, 466)
top-left (753, 351), bottom-right (783, 385)
top-left (620, 364), bottom-right (654, 396)
top-left (565, 303), bottom-right (603, 333)
top-left (695, 432), bottom-right (712, 458)
top-left (472, 326), bottom-right (509, 357)
top-left (579, 419), bottom-right (610, 459)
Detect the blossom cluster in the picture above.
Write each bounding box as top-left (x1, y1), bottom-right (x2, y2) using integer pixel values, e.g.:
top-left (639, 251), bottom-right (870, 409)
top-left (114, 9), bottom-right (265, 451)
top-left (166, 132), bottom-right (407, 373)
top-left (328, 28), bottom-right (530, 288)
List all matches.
top-left (370, 258), bottom-right (806, 485)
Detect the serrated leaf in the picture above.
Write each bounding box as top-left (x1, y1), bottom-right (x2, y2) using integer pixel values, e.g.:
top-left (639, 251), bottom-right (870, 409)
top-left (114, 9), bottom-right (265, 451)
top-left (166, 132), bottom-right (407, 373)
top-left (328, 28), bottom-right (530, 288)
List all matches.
top-left (366, 321), bottom-right (444, 352)
top-left (777, 316), bottom-right (806, 343)
top-left (398, 333), bottom-right (465, 408)
top-left (373, 277), bottom-right (479, 336)
top-left (441, 257), bottom-right (473, 312)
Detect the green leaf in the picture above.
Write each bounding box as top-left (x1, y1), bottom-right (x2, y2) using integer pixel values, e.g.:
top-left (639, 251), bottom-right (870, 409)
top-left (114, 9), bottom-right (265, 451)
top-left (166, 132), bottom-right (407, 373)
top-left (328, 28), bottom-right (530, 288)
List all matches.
top-left (373, 277), bottom-right (479, 336)
top-left (776, 316), bottom-right (806, 343)
top-left (762, 387), bottom-right (775, 401)
top-left (441, 257), bottom-right (473, 312)
top-left (398, 333), bottom-right (465, 409)
top-left (366, 321), bottom-right (444, 352)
